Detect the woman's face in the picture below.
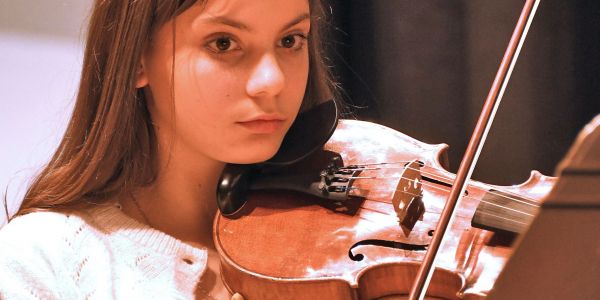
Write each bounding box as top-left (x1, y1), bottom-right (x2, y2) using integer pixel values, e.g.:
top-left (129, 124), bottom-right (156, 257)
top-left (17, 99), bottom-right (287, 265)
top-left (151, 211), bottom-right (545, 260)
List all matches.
top-left (139, 0), bottom-right (310, 164)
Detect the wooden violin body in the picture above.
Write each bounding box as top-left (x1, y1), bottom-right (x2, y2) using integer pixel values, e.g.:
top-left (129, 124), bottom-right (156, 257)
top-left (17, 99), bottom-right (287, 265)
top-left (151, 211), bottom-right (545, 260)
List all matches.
top-left (213, 120), bottom-right (556, 299)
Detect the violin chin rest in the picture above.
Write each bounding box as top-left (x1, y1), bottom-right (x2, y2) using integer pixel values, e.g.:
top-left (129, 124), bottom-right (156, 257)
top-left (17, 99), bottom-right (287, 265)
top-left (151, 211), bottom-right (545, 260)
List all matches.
top-left (265, 99), bottom-right (339, 166)
top-left (216, 99), bottom-right (338, 216)
top-left (216, 164), bottom-right (254, 218)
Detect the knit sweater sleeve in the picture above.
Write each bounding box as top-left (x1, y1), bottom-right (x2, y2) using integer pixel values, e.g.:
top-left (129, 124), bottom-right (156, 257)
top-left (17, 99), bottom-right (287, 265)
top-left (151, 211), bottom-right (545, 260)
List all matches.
top-left (0, 205), bottom-right (208, 299)
top-left (0, 212), bottom-right (79, 300)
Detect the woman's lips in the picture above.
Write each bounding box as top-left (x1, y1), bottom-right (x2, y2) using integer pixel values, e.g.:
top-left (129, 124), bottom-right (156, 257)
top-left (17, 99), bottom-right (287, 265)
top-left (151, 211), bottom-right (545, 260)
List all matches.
top-left (236, 119), bottom-right (285, 134)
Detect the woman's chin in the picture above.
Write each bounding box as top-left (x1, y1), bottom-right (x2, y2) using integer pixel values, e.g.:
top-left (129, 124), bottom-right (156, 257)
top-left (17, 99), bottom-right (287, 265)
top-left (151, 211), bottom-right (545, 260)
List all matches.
top-left (222, 146), bottom-right (281, 165)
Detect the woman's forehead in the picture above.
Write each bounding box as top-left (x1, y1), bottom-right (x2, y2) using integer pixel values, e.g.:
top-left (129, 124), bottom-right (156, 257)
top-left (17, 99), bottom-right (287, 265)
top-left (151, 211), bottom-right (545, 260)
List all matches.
top-left (185, 0), bottom-right (311, 32)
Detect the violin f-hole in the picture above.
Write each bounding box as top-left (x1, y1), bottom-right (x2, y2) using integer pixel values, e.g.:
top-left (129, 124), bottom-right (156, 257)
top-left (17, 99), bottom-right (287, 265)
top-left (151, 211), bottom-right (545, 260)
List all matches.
top-left (348, 239), bottom-right (428, 261)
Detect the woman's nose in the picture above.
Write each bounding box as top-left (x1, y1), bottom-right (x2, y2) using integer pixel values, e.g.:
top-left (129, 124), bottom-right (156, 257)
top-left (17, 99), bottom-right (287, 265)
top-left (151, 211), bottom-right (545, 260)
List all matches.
top-left (246, 54), bottom-right (285, 98)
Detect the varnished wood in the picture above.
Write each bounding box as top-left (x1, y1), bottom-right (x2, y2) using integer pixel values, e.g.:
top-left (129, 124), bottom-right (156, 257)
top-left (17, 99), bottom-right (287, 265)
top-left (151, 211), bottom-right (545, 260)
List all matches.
top-left (213, 120), bottom-right (556, 299)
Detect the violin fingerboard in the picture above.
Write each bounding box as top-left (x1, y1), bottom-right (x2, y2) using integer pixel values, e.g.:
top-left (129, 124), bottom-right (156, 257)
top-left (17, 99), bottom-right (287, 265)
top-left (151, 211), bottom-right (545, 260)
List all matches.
top-left (471, 189), bottom-right (539, 234)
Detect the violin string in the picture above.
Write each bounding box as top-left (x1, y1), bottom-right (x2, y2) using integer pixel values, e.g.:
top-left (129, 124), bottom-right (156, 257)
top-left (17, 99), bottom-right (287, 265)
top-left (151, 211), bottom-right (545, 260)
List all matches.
top-left (358, 199), bottom-right (441, 216)
top-left (392, 165), bottom-right (532, 204)
top-left (354, 183), bottom-right (536, 217)
top-left (348, 166), bottom-right (539, 208)
top-left (349, 177), bottom-right (536, 218)
top-left (472, 210), bottom-right (529, 225)
top-left (348, 188), bottom-right (530, 225)
top-left (353, 175), bottom-right (537, 209)
top-left (352, 209), bottom-right (530, 236)
top-left (343, 161), bottom-right (539, 205)
top-left (323, 161), bottom-right (541, 224)
top-left (342, 161), bottom-right (409, 168)
top-left (351, 175), bottom-right (515, 205)
top-left (404, 164), bottom-right (538, 206)
top-left (362, 190), bottom-right (535, 218)
top-left (356, 199), bottom-right (527, 228)
top-left (356, 196), bottom-right (530, 227)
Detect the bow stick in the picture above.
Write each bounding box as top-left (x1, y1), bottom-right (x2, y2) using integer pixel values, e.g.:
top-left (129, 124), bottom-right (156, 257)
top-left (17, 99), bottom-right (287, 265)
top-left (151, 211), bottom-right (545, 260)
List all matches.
top-left (408, 0), bottom-right (542, 299)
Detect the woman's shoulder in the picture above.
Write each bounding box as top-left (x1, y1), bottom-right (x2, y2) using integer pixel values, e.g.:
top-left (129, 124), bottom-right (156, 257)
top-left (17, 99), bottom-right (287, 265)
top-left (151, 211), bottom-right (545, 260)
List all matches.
top-left (0, 209), bottom-right (79, 242)
top-left (0, 210), bottom-right (90, 298)
top-left (0, 209), bottom-right (90, 243)
top-left (0, 209), bottom-right (96, 269)
top-left (0, 202), bottom-right (130, 254)
top-left (0, 203), bottom-right (161, 298)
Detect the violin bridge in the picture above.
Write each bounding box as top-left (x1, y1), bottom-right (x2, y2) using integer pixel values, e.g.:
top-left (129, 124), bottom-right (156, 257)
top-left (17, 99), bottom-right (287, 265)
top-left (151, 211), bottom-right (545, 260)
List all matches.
top-left (392, 159), bottom-right (425, 236)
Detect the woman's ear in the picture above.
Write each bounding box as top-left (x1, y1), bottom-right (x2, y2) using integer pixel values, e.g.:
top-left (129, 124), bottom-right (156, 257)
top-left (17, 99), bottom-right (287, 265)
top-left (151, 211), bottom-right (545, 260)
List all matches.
top-left (135, 58), bottom-right (149, 88)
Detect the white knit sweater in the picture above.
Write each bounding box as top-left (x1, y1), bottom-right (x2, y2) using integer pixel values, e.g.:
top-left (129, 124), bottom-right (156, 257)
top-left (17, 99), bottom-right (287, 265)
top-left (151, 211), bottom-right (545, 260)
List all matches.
top-left (0, 202), bottom-right (208, 299)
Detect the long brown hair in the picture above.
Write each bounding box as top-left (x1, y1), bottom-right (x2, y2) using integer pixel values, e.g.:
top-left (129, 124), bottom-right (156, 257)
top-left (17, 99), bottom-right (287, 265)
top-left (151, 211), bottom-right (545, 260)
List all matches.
top-left (14, 0), bottom-right (336, 217)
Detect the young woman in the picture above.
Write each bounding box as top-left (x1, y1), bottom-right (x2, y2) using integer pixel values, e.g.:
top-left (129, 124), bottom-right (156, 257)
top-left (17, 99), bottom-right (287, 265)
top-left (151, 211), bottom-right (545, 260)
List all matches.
top-left (0, 0), bottom-right (335, 298)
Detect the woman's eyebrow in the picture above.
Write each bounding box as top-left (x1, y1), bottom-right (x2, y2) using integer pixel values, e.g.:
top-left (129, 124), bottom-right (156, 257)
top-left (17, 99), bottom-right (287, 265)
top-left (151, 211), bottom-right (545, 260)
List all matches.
top-left (281, 13), bottom-right (310, 30)
top-left (197, 13), bottom-right (310, 32)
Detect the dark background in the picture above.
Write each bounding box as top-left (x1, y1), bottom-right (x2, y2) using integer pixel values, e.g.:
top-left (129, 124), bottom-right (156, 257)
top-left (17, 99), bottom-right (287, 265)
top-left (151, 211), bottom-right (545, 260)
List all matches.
top-left (327, 0), bottom-right (599, 185)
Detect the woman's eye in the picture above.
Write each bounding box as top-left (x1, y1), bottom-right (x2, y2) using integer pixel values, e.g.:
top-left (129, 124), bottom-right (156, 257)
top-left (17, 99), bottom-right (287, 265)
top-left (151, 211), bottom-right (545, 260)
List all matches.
top-left (206, 36), bottom-right (240, 53)
top-left (279, 34), bottom-right (307, 51)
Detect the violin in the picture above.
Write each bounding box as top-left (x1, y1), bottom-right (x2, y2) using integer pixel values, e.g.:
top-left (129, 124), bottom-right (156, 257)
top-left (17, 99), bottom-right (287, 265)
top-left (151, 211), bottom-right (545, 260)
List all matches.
top-left (213, 0), bottom-right (559, 298)
top-left (213, 111), bottom-right (556, 299)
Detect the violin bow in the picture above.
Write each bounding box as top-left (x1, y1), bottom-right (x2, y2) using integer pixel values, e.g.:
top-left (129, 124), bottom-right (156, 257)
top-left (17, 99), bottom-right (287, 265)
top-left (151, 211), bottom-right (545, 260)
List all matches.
top-left (408, 0), bottom-right (541, 299)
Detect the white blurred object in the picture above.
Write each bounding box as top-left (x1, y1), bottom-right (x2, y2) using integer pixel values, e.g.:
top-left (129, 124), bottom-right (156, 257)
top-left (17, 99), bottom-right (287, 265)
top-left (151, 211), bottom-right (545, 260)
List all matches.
top-left (0, 0), bottom-right (93, 226)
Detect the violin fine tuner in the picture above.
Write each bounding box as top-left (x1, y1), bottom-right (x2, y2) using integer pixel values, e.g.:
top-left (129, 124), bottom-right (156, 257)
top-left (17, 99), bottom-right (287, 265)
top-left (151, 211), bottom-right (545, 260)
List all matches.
top-left (317, 157), bottom-right (364, 201)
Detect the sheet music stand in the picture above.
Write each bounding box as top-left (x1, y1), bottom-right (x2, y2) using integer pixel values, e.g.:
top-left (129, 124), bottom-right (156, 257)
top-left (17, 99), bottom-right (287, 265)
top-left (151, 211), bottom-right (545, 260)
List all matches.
top-left (488, 115), bottom-right (600, 299)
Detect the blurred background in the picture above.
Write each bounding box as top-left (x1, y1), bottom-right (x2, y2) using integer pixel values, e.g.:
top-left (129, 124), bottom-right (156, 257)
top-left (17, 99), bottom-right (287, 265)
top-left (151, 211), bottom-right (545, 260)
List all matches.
top-left (0, 1), bottom-right (92, 225)
top-left (1, 0), bottom-right (599, 225)
top-left (328, 0), bottom-right (599, 184)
